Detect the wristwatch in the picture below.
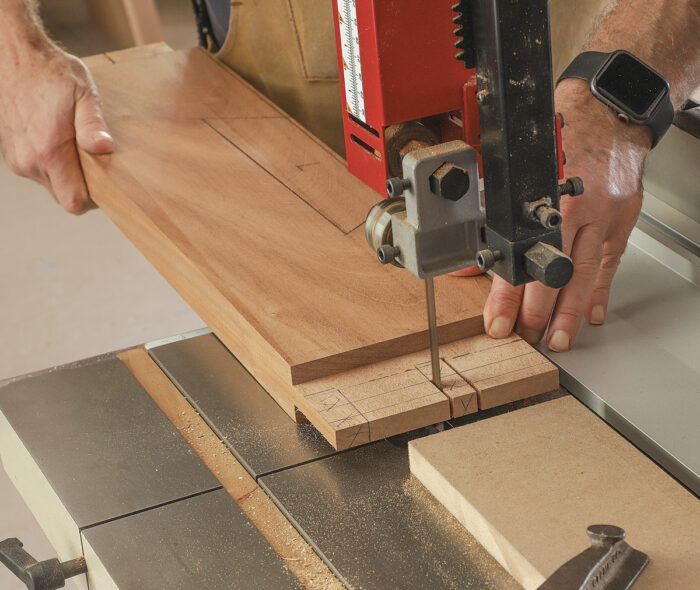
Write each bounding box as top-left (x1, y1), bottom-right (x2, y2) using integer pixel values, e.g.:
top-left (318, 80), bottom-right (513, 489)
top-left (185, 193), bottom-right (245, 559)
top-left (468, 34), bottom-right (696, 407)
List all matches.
top-left (558, 50), bottom-right (674, 148)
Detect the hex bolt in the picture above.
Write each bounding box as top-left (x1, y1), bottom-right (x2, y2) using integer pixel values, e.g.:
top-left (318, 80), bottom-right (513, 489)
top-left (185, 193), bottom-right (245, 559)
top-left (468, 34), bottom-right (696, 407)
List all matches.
top-left (429, 162), bottom-right (470, 201)
top-left (524, 242), bottom-right (573, 289)
top-left (559, 176), bottom-right (584, 197)
top-left (386, 177), bottom-right (412, 198)
top-left (536, 206), bottom-right (562, 229)
top-left (476, 249), bottom-right (503, 271)
top-left (377, 245), bottom-right (399, 265)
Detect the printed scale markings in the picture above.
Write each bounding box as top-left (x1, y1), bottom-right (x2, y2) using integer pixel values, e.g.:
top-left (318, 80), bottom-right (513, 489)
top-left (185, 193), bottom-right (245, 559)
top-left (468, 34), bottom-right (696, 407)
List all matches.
top-left (337, 0), bottom-right (366, 122)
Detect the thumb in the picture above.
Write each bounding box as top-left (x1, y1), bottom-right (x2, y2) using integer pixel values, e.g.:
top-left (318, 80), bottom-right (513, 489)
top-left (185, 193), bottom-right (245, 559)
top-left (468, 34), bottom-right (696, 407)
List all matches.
top-left (74, 86), bottom-right (114, 154)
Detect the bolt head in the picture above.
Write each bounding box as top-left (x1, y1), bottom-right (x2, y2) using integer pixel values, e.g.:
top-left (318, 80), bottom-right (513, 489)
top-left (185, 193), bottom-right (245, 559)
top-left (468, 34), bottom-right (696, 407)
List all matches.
top-left (476, 249), bottom-right (495, 271)
top-left (386, 177), bottom-right (404, 197)
top-left (429, 163), bottom-right (470, 201)
top-left (377, 245), bottom-right (398, 265)
top-left (567, 176), bottom-right (584, 196)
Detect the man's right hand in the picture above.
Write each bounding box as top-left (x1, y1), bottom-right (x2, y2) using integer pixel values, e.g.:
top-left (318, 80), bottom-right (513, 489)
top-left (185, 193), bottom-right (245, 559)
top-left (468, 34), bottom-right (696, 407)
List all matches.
top-left (0, 38), bottom-right (113, 214)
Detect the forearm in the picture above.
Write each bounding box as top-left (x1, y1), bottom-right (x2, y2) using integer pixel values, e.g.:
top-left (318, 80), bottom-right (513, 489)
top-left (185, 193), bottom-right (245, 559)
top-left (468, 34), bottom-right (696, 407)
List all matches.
top-left (588, 0), bottom-right (700, 106)
top-left (0, 0), bottom-right (53, 57)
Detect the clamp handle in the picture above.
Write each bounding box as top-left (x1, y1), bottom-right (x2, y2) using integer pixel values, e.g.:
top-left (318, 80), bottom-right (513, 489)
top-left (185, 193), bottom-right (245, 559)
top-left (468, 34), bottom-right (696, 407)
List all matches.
top-left (538, 525), bottom-right (649, 590)
top-left (0, 538), bottom-right (86, 590)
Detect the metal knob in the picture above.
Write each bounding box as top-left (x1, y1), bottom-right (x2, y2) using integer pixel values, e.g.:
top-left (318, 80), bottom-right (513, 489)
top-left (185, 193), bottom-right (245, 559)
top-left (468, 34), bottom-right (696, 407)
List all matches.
top-left (559, 177), bottom-right (584, 197)
top-left (377, 245), bottom-right (399, 264)
top-left (524, 242), bottom-right (573, 289)
top-left (0, 538), bottom-right (86, 590)
top-left (386, 177), bottom-right (412, 197)
top-left (476, 249), bottom-right (503, 271)
top-left (586, 524), bottom-right (627, 546)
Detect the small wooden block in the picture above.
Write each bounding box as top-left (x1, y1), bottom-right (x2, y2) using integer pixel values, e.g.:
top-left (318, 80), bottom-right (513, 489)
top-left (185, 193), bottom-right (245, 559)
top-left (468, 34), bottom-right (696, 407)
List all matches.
top-left (294, 333), bottom-right (552, 449)
top-left (297, 352), bottom-right (452, 449)
top-left (409, 397), bottom-right (700, 590)
top-left (443, 334), bottom-right (558, 409)
top-left (415, 360), bottom-right (478, 418)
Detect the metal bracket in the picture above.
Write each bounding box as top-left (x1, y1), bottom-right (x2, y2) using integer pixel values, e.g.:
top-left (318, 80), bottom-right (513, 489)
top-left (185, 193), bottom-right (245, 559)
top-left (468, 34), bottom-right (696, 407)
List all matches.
top-left (387, 140), bottom-right (486, 279)
top-left (538, 525), bottom-right (649, 590)
top-left (0, 538), bottom-right (87, 590)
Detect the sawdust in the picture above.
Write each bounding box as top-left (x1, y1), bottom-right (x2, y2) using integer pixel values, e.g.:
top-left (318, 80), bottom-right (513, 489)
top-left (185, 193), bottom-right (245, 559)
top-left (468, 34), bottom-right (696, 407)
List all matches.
top-left (401, 476), bottom-right (520, 589)
top-left (119, 348), bottom-right (343, 590)
top-left (172, 406), bottom-right (341, 589)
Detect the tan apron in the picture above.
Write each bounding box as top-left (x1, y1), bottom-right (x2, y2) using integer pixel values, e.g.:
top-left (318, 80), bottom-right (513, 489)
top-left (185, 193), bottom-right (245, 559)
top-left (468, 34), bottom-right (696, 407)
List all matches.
top-left (213, 0), bottom-right (616, 155)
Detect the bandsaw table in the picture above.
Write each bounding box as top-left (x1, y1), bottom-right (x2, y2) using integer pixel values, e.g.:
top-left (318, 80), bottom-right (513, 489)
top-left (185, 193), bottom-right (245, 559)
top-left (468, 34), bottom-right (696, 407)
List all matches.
top-left (0, 176), bottom-right (697, 587)
top-left (1, 43), bottom-right (698, 590)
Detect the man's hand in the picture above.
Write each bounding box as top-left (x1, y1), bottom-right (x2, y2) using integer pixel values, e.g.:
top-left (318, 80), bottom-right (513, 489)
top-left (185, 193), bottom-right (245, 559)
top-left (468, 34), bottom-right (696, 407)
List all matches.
top-left (0, 13), bottom-right (113, 214)
top-left (482, 0), bottom-right (699, 351)
top-left (483, 79), bottom-right (651, 351)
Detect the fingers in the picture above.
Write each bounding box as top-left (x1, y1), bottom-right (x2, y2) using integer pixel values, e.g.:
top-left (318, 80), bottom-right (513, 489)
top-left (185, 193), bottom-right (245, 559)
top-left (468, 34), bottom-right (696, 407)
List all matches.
top-left (74, 84), bottom-right (114, 155)
top-left (514, 281), bottom-right (558, 343)
top-left (546, 224), bottom-right (604, 351)
top-left (585, 239), bottom-right (625, 325)
top-left (483, 275), bottom-right (525, 338)
top-left (44, 139), bottom-right (94, 214)
top-left (512, 206), bottom-right (577, 344)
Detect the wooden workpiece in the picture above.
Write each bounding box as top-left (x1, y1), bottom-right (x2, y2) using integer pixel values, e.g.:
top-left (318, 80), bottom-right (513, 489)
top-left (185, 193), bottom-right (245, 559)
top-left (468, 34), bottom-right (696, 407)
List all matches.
top-left (80, 46), bottom-right (558, 449)
top-left (409, 397), bottom-right (700, 590)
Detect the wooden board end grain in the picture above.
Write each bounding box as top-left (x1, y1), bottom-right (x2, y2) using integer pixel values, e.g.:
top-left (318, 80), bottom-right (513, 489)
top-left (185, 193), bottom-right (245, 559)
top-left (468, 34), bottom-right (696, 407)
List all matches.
top-left (293, 333), bottom-right (556, 450)
top-left (408, 396), bottom-right (700, 590)
top-left (443, 334), bottom-right (559, 410)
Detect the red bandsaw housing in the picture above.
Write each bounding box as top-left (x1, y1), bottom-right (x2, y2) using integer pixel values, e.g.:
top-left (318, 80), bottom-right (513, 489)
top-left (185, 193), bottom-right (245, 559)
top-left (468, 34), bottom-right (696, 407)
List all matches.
top-left (332, 0), bottom-right (564, 197)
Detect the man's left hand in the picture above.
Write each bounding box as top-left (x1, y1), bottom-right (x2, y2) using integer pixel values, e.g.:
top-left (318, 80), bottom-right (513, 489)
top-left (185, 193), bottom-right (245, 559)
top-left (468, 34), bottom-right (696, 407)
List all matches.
top-left (482, 79), bottom-right (651, 351)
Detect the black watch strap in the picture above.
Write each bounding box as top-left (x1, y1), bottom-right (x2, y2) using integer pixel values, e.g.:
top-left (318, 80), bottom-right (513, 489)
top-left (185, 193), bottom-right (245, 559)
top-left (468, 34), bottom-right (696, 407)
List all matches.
top-left (558, 51), bottom-right (675, 148)
top-left (558, 51), bottom-right (609, 84)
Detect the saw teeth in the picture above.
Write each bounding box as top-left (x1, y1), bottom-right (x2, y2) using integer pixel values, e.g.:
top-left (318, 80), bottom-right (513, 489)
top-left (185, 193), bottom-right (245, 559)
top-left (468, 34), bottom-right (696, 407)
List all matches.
top-left (452, 0), bottom-right (475, 68)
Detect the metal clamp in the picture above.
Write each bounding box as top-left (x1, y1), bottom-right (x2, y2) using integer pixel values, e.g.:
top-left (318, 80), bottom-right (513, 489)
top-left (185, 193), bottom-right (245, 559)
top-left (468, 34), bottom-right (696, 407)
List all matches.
top-left (538, 525), bottom-right (649, 590)
top-left (0, 538), bottom-right (87, 590)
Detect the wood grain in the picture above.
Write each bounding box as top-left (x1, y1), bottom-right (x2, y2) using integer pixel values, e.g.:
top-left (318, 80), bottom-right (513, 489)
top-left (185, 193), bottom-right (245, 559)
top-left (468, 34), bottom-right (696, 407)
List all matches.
top-left (442, 334), bottom-right (559, 410)
top-left (294, 333), bottom-right (554, 449)
top-left (81, 47), bottom-right (557, 449)
top-left (409, 396), bottom-right (700, 590)
top-left (296, 354), bottom-right (452, 449)
top-left (80, 47), bottom-right (490, 385)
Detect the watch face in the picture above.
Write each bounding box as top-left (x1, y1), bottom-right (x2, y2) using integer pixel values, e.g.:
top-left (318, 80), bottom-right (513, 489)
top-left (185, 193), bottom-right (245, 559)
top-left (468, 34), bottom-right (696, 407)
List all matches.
top-left (595, 52), bottom-right (668, 118)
